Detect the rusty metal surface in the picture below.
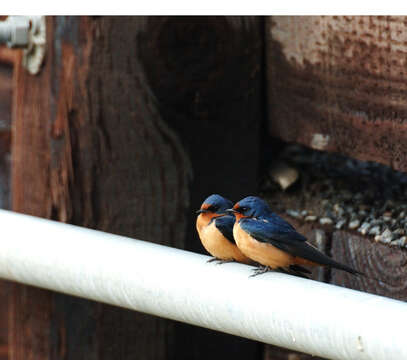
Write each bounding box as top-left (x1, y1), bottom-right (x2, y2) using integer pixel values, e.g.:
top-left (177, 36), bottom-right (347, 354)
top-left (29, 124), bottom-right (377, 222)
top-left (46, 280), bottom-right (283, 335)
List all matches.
top-left (268, 16), bottom-right (407, 172)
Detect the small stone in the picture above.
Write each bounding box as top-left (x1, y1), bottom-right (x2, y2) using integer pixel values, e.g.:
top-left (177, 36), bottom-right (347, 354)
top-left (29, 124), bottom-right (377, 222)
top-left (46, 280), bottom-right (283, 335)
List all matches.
top-left (349, 220), bottom-right (360, 230)
top-left (398, 211), bottom-right (405, 219)
top-left (358, 222), bottom-right (371, 235)
top-left (368, 226), bottom-right (381, 236)
top-left (370, 219), bottom-right (381, 226)
top-left (382, 216), bottom-right (392, 222)
top-left (321, 199), bottom-right (330, 208)
top-left (346, 206), bottom-right (354, 213)
top-left (358, 210), bottom-right (368, 217)
top-left (398, 236), bottom-right (406, 246)
top-left (305, 215), bottom-right (317, 222)
top-left (286, 209), bottom-right (302, 219)
top-left (333, 204), bottom-right (344, 216)
top-left (391, 237), bottom-right (406, 247)
top-left (301, 210), bottom-right (308, 217)
top-left (320, 217), bottom-right (333, 225)
top-left (380, 229), bottom-right (393, 243)
top-left (269, 162), bottom-right (299, 190)
top-left (393, 228), bottom-right (405, 236)
top-left (374, 235), bottom-right (382, 242)
top-left (335, 219), bottom-right (347, 229)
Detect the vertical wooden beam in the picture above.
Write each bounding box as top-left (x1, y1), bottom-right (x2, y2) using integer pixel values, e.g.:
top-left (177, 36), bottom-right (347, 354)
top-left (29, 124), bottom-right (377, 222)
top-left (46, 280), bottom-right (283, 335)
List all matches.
top-left (10, 16), bottom-right (263, 359)
top-left (0, 50), bottom-right (13, 360)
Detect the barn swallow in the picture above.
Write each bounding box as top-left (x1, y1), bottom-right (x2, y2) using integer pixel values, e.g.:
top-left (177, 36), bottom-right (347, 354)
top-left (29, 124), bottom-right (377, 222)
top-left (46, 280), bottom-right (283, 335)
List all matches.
top-left (227, 196), bottom-right (363, 277)
top-left (196, 194), bottom-right (251, 264)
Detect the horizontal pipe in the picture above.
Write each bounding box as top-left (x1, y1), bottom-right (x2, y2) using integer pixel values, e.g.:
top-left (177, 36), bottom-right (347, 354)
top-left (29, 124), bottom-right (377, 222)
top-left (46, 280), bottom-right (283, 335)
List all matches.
top-left (0, 209), bottom-right (405, 360)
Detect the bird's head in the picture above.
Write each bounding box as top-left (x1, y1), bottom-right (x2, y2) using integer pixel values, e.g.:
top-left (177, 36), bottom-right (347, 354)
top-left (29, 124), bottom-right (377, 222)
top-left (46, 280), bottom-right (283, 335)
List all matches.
top-left (196, 194), bottom-right (233, 218)
top-left (227, 196), bottom-right (272, 220)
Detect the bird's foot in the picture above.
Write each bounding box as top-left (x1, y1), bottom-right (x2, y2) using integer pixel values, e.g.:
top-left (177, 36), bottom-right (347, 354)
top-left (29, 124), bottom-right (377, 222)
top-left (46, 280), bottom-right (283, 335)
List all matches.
top-left (249, 266), bottom-right (271, 277)
top-left (207, 257), bottom-right (234, 265)
top-left (215, 259), bottom-right (234, 265)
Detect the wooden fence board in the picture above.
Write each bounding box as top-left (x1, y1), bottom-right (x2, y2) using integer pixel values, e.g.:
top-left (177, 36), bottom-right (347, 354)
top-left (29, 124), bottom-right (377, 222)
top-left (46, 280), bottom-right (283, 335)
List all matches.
top-left (267, 16), bottom-right (407, 172)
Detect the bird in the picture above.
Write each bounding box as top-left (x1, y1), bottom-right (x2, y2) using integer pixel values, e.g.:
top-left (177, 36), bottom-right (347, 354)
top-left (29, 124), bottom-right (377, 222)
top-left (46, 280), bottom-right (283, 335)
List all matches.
top-left (227, 196), bottom-right (363, 277)
top-left (196, 194), bottom-right (251, 264)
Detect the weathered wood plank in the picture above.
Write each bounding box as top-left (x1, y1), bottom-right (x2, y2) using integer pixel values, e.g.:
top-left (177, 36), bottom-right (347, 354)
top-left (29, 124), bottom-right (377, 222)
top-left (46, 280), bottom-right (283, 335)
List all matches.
top-left (267, 16), bottom-right (407, 172)
top-left (0, 281), bottom-right (9, 360)
top-left (331, 231), bottom-right (407, 301)
top-left (0, 48), bottom-right (16, 66)
top-left (10, 16), bottom-right (263, 360)
top-left (0, 51), bottom-right (13, 360)
top-left (10, 18), bottom-right (55, 360)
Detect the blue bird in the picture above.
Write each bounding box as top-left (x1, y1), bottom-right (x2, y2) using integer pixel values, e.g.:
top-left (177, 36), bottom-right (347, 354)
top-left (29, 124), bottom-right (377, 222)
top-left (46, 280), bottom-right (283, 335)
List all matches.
top-left (227, 196), bottom-right (363, 277)
top-left (196, 194), bottom-right (251, 264)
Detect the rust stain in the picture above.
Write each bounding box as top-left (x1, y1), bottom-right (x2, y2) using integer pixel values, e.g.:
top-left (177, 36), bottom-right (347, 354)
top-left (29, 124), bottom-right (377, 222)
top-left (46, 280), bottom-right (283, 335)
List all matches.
top-left (50, 44), bottom-right (76, 223)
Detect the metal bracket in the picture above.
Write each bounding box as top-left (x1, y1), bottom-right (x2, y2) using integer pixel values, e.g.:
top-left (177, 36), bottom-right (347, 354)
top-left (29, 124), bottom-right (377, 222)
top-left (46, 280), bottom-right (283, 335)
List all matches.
top-left (22, 16), bottom-right (46, 75)
top-left (0, 16), bottom-right (46, 75)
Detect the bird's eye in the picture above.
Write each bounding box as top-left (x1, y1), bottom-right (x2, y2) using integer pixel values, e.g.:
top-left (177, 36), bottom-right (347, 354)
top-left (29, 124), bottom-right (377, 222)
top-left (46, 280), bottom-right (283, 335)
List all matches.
top-left (240, 207), bottom-right (248, 212)
top-left (209, 205), bottom-right (218, 212)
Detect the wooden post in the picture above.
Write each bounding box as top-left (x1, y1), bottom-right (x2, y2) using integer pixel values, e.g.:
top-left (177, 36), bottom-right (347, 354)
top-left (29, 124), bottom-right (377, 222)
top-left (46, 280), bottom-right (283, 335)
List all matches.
top-left (0, 48), bottom-right (12, 360)
top-left (10, 16), bottom-right (263, 359)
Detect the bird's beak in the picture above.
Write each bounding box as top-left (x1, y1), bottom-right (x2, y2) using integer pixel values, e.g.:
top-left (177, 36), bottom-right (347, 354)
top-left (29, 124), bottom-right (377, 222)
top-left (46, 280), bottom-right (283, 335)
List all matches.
top-left (196, 209), bottom-right (208, 214)
top-left (225, 208), bottom-right (236, 214)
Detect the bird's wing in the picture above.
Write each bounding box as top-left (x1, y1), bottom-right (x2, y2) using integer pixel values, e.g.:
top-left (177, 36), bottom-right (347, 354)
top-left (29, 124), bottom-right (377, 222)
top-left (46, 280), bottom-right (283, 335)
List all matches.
top-left (239, 217), bottom-right (361, 274)
top-left (214, 215), bottom-right (236, 245)
top-left (239, 217), bottom-right (307, 245)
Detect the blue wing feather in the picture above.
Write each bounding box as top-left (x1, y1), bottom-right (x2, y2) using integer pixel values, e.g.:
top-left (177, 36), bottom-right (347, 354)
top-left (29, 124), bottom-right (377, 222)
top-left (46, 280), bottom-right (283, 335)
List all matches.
top-left (239, 215), bottom-right (361, 274)
top-left (214, 215), bottom-right (236, 245)
top-left (240, 215), bottom-right (307, 244)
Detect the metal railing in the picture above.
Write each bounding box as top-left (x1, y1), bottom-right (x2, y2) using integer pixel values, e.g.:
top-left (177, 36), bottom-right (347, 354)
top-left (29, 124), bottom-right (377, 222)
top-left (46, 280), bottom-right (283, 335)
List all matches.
top-left (0, 209), bottom-right (405, 360)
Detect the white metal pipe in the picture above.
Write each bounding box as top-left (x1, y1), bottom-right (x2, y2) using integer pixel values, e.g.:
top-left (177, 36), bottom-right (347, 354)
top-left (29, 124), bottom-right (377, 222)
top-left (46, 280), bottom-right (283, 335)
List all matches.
top-left (0, 17), bottom-right (29, 47)
top-left (0, 209), bottom-right (405, 360)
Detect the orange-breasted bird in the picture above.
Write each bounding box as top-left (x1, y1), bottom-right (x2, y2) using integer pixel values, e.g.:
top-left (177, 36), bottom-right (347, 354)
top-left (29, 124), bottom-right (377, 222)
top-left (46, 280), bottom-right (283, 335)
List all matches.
top-left (196, 194), bottom-right (251, 264)
top-left (227, 196), bottom-right (363, 277)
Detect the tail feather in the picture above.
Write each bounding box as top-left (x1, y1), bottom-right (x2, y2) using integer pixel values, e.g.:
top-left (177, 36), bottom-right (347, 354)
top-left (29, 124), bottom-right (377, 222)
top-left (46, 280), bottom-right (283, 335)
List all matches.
top-left (292, 241), bottom-right (364, 276)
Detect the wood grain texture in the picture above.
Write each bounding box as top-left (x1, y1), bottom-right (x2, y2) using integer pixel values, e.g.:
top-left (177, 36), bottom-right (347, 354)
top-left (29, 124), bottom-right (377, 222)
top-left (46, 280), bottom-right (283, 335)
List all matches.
top-left (0, 46), bottom-right (13, 360)
top-left (267, 16), bottom-right (407, 172)
top-left (0, 63), bottom-right (12, 210)
top-left (0, 48), bottom-right (16, 66)
top-left (0, 281), bottom-right (10, 360)
top-left (10, 17), bottom-right (60, 360)
top-left (331, 231), bottom-right (407, 301)
top-left (10, 16), bottom-right (263, 360)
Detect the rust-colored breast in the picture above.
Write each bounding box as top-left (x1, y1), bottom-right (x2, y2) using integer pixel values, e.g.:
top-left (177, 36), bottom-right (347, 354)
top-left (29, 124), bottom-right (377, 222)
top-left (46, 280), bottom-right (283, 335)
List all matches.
top-left (233, 222), bottom-right (294, 269)
top-left (196, 215), bottom-right (251, 263)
